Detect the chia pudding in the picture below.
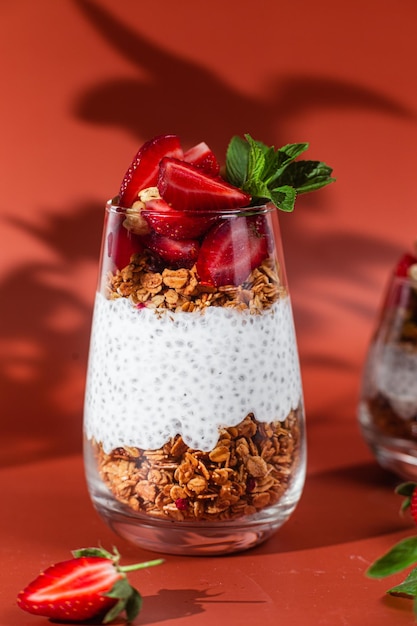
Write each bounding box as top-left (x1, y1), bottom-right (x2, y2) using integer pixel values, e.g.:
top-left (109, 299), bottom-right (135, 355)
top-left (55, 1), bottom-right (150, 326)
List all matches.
top-left (83, 134), bottom-right (332, 547)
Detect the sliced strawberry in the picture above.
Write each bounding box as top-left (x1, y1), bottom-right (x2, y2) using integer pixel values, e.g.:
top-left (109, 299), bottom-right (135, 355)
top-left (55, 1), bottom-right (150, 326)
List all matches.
top-left (393, 252), bottom-right (417, 277)
top-left (157, 157), bottom-right (251, 212)
top-left (145, 231), bottom-right (200, 268)
top-left (17, 547), bottom-right (163, 624)
top-left (119, 134), bottom-right (183, 207)
top-left (196, 215), bottom-right (270, 287)
top-left (183, 141), bottom-right (220, 176)
top-left (143, 197), bottom-right (217, 240)
top-left (107, 214), bottom-right (143, 270)
top-left (411, 487), bottom-right (417, 525)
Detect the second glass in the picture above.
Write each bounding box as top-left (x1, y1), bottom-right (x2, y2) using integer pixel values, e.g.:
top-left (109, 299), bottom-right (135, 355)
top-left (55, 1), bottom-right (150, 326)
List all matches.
top-left (359, 273), bottom-right (417, 479)
top-left (83, 201), bottom-right (306, 555)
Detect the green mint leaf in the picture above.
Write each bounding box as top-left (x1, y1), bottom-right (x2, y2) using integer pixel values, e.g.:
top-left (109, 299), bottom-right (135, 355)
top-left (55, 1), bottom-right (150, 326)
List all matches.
top-left (243, 178), bottom-right (270, 202)
top-left (270, 186), bottom-right (297, 212)
top-left (278, 142), bottom-right (309, 164)
top-left (264, 143), bottom-right (310, 185)
top-left (225, 134), bottom-right (334, 212)
top-left (246, 135), bottom-right (267, 183)
top-left (274, 160), bottom-right (335, 194)
top-left (387, 566), bottom-right (417, 598)
top-left (367, 537), bottom-right (417, 578)
top-left (225, 136), bottom-right (249, 187)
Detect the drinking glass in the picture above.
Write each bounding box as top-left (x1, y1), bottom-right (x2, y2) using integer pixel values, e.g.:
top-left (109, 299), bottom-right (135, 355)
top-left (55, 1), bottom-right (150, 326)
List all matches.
top-left (83, 200), bottom-right (306, 555)
top-left (358, 274), bottom-right (417, 479)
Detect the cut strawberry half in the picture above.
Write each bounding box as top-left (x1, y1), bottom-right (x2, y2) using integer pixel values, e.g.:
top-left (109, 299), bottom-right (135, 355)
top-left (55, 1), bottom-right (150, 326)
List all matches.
top-left (145, 231), bottom-right (200, 268)
top-left (17, 547), bottom-right (163, 624)
top-left (393, 252), bottom-right (417, 277)
top-left (196, 214), bottom-right (270, 287)
top-left (107, 214), bottom-right (143, 270)
top-left (143, 197), bottom-right (217, 240)
top-left (183, 141), bottom-right (220, 176)
top-left (119, 134), bottom-right (183, 208)
top-left (157, 157), bottom-right (251, 212)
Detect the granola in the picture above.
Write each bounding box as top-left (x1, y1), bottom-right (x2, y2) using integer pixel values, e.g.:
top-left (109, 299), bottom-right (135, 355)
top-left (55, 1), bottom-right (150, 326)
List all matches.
top-left (95, 411), bottom-right (301, 521)
top-left (105, 252), bottom-right (285, 313)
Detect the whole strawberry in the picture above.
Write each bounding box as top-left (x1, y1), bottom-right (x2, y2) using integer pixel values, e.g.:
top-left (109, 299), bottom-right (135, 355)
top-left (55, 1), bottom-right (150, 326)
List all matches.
top-left (17, 546), bottom-right (163, 624)
top-left (397, 481), bottom-right (417, 524)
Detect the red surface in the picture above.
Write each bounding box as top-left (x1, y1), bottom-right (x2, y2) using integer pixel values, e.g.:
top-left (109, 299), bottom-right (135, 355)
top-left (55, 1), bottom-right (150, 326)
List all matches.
top-left (1, 0), bottom-right (417, 624)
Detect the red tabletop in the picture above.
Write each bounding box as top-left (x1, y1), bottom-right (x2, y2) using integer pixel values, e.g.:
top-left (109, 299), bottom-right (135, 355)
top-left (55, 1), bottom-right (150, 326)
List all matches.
top-left (1, 413), bottom-right (415, 626)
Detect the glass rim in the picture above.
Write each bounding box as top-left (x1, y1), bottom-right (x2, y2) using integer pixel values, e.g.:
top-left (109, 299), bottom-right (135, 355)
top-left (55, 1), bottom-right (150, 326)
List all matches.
top-left (106, 197), bottom-right (277, 218)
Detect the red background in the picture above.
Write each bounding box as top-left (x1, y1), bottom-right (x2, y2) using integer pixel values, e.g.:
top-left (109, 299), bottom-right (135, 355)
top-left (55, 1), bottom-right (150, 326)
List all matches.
top-left (2, 0), bottom-right (417, 469)
top-left (1, 2), bottom-right (417, 625)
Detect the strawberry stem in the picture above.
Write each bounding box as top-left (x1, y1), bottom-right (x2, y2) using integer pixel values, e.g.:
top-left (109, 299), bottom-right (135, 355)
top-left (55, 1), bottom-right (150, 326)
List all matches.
top-left (119, 558), bottom-right (164, 573)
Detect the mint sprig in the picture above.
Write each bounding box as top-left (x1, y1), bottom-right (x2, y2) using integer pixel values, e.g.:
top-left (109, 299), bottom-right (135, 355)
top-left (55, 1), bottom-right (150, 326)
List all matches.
top-left (366, 482), bottom-right (417, 619)
top-left (225, 133), bottom-right (335, 212)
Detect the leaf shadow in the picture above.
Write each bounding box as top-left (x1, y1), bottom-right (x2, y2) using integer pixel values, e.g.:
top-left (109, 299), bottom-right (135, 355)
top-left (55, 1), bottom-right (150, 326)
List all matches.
top-left (2, 0), bottom-right (416, 469)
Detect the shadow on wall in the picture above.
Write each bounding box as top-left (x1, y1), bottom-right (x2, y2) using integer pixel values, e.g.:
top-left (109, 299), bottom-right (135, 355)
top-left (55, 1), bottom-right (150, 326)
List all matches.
top-left (0, 0), bottom-right (414, 467)
top-left (71, 0), bottom-right (415, 327)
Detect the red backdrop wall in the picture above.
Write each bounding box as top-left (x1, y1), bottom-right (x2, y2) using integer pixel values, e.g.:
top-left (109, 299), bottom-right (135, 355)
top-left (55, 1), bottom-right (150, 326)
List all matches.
top-left (1, 0), bottom-right (416, 471)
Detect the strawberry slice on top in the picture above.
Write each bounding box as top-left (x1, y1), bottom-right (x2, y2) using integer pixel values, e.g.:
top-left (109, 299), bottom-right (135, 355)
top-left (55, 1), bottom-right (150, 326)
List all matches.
top-left (144, 230), bottom-right (200, 268)
top-left (393, 252), bottom-right (417, 278)
top-left (183, 141), bottom-right (220, 176)
top-left (119, 134), bottom-right (183, 208)
top-left (157, 157), bottom-right (251, 212)
top-left (196, 214), bottom-right (271, 287)
top-left (143, 197), bottom-right (217, 240)
top-left (106, 211), bottom-right (144, 270)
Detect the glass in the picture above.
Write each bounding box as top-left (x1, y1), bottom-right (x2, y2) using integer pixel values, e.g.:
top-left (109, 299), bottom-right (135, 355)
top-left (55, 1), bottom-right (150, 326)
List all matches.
top-left (83, 200), bottom-right (306, 555)
top-left (358, 274), bottom-right (417, 479)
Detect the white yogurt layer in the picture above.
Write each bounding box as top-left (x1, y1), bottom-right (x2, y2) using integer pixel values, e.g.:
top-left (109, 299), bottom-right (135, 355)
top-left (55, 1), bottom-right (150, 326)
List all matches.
top-left (374, 343), bottom-right (417, 419)
top-left (84, 293), bottom-right (303, 452)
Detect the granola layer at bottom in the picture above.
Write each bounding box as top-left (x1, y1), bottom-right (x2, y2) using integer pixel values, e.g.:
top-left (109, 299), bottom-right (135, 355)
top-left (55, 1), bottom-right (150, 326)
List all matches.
top-left (93, 411), bottom-right (302, 522)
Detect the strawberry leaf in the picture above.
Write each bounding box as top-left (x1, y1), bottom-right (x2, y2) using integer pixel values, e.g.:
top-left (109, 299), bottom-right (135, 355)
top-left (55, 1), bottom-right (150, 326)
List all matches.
top-left (72, 546), bottom-right (119, 562)
top-left (367, 537), bottom-right (417, 578)
top-left (125, 588), bottom-right (143, 622)
top-left (396, 482), bottom-right (417, 514)
top-left (103, 578), bottom-right (138, 624)
top-left (387, 566), bottom-right (417, 599)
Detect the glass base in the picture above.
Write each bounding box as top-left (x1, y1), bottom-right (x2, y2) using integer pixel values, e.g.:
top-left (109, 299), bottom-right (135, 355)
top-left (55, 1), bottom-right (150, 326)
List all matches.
top-left (86, 469), bottom-right (304, 555)
top-left (100, 506), bottom-right (282, 556)
top-left (359, 404), bottom-right (417, 480)
top-left (365, 438), bottom-right (417, 481)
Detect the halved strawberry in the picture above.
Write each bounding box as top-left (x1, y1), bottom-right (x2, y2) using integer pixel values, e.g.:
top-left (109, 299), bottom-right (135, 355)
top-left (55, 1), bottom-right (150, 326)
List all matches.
top-left (107, 214), bottom-right (143, 270)
top-left (183, 141), bottom-right (220, 176)
top-left (394, 252), bottom-right (417, 278)
top-left (196, 214), bottom-right (270, 287)
top-left (17, 546), bottom-right (162, 624)
top-left (145, 231), bottom-right (200, 268)
top-left (157, 157), bottom-right (251, 212)
top-left (119, 134), bottom-right (183, 208)
top-left (143, 197), bottom-right (217, 240)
